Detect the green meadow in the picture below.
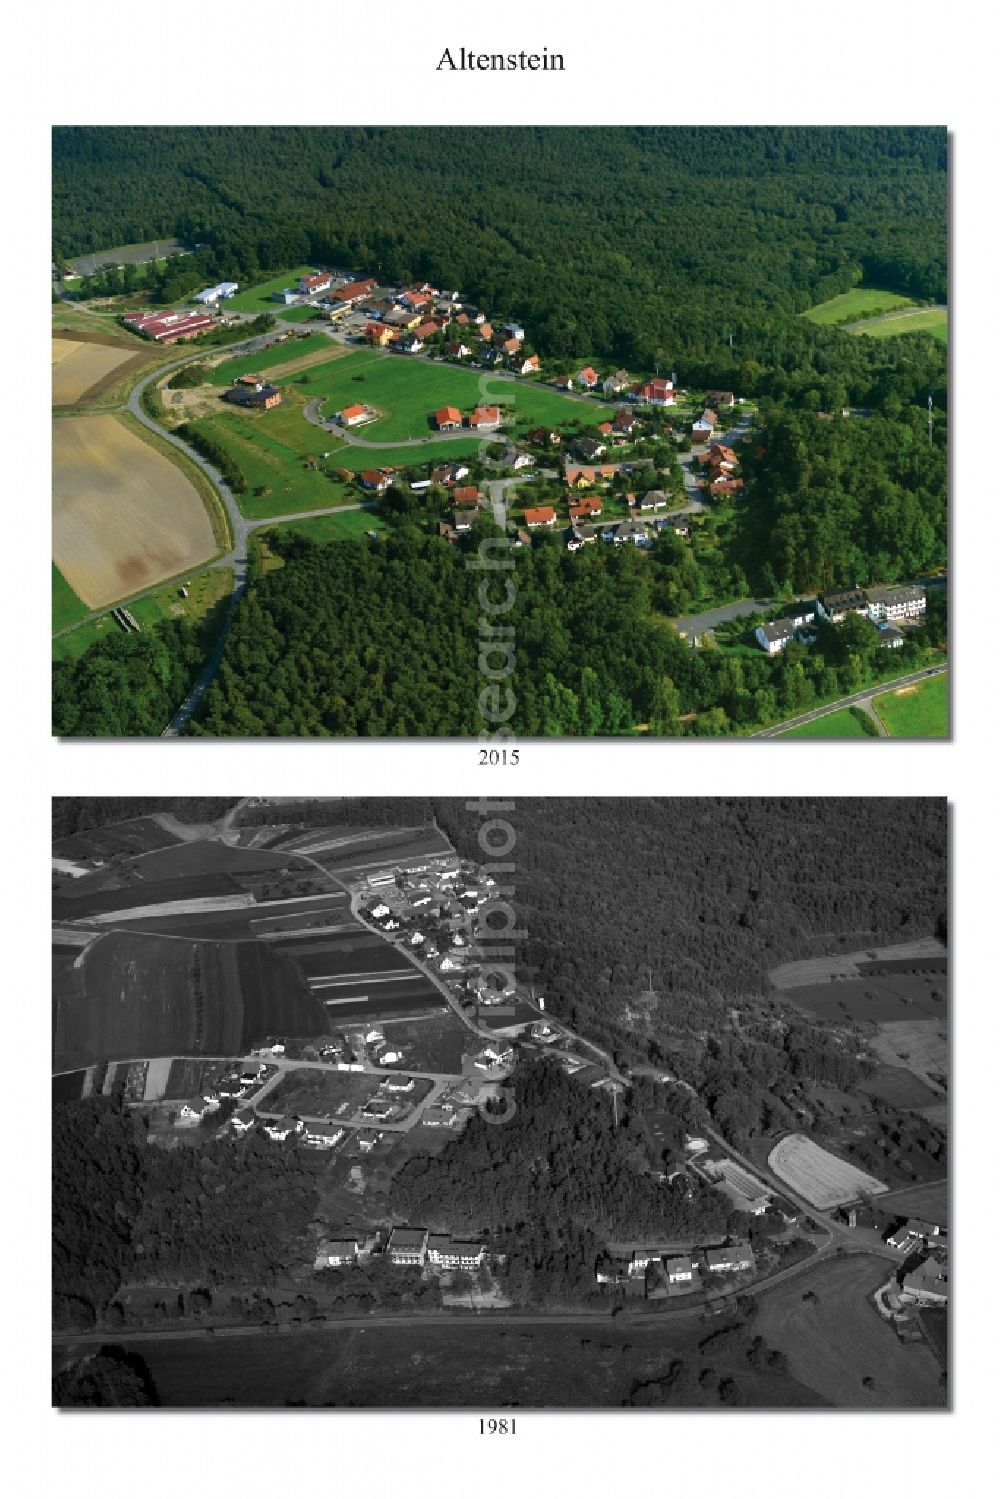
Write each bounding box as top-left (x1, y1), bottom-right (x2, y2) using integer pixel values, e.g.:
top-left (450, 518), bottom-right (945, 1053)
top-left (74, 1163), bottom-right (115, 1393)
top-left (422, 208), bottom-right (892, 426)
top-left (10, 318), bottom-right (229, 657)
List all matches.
top-left (854, 307), bottom-right (947, 342)
top-left (295, 348), bottom-right (612, 441)
top-left (225, 268), bottom-right (321, 313)
top-left (53, 567), bottom-right (234, 662)
top-left (873, 673), bottom-right (948, 737)
top-left (192, 403), bottom-right (355, 519)
top-left (205, 334), bottom-right (335, 385)
top-left (779, 707), bottom-right (875, 738)
top-left (52, 565), bottom-right (89, 633)
top-left (802, 286), bottom-right (914, 325)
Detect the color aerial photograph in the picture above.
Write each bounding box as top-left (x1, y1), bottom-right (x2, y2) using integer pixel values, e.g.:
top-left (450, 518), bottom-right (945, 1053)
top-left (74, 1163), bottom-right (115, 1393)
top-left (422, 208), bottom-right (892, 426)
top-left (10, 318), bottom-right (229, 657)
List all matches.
top-left (52, 796), bottom-right (949, 1408)
top-left (51, 127), bottom-right (948, 738)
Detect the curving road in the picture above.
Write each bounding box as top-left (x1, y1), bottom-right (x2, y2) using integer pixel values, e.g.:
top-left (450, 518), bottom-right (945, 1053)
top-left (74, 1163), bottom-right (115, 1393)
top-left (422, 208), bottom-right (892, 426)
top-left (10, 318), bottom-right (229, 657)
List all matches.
top-left (751, 664), bottom-right (948, 738)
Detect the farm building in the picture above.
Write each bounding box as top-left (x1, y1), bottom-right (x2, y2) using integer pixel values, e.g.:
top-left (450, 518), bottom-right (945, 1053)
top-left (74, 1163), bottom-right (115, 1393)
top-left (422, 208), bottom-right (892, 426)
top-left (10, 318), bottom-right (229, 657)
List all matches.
top-left (330, 278), bottom-right (378, 306)
top-left (122, 309), bottom-right (215, 343)
top-left (901, 1256), bottom-right (948, 1303)
top-left (224, 381), bottom-right (282, 410)
top-left (193, 282), bottom-right (239, 303)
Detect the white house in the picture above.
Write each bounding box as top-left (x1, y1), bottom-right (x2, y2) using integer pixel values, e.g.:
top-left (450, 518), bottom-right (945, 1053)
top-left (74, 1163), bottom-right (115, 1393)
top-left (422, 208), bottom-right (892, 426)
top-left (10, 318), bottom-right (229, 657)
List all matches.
top-left (755, 619), bottom-right (797, 654)
top-left (666, 1256), bottom-right (694, 1284)
top-left (705, 1242), bottom-right (754, 1274)
top-left (230, 1107), bottom-right (256, 1136)
top-left (303, 1121), bottom-right (345, 1149)
top-left (865, 584), bottom-right (927, 622)
top-left (314, 1237), bottom-right (359, 1269)
top-left (263, 1116), bottom-right (304, 1142)
top-left (179, 1097), bottom-right (211, 1122)
top-left (387, 1227), bottom-right (428, 1265)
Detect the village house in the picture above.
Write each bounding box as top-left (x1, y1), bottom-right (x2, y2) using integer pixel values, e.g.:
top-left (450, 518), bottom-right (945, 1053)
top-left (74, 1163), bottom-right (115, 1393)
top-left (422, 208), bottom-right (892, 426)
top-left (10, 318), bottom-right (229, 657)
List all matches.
top-left (179, 1097), bottom-right (213, 1122)
top-left (469, 405), bottom-right (502, 430)
top-left (878, 624), bottom-right (905, 648)
top-left (452, 509), bottom-right (475, 533)
top-left (524, 505), bottom-right (558, 528)
top-left (554, 375), bottom-right (574, 391)
top-left (303, 1121), bottom-right (345, 1149)
top-left (709, 477), bottom-right (744, 498)
top-left (339, 402), bottom-right (371, 427)
top-left (396, 333), bottom-right (424, 354)
top-left (887, 1218), bottom-right (944, 1251)
top-left (666, 1256), bottom-right (694, 1284)
top-left (263, 1117), bottom-right (304, 1142)
top-left (387, 1227), bottom-right (429, 1266)
top-left (452, 486), bottom-right (481, 507)
top-left (634, 377), bottom-right (676, 407)
top-left (901, 1256), bottom-right (948, 1303)
top-left (703, 443), bottom-right (738, 471)
top-left (433, 406), bottom-right (463, 432)
top-left (633, 490), bottom-right (670, 513)
top-left (568, 497), bottom-right (604, 523)
top-left (611, 518), bottom-right (651, 547)
top-left (385, 308), bottom-right (421, 330)
top-left (478, 321), bottom-right (493, 338)
top-left (573, 437), bottom-right (607, 462)
top-left (356, 1129), bottom-right (382, 1151)
top-left (501, 336), bottom-right (522, 356)
top-left (230, 1106), bottom-right (256, 1136)
top-left (503, 322), bottom-right (526, 340)
top-left (412, 319), bottom-right (442, 341)
top-left (692, 408), bottom-right (717, 438)
top-left (705, 1242), bottom-right (754, 1275)
top-left (564, 525), bottom-right (585, 552)
top-left (603, 369), bottom-right (631, 397)
top-left (299, 271), bottom-right (332, 296)
top-left (359, 469), bottom-right (394, 492)
top-left (314, 1237), bottom-right (359, 1269)
top-left (364, 322), bottom-right (393, 346)
top-left (526, 426), bottom-right (561, 446)
top-left (614, 411), bottom-right (639, 437)
top-left (565, 463), bottom-right (619, 487)
top-left (755, 619), bottom-right (798, 654)
top-left (430, 462), bottom-right (470, 486)
top-left (399, 287), bottom-right (431, 310)
top-left (514, 353), bottom-right (541, 375)
top-left (705, 389), bottom-right (736, 408)
top-left (578, 366), bottom-right (600, 388)
top-left (445, 340), bottom-right (472, 359)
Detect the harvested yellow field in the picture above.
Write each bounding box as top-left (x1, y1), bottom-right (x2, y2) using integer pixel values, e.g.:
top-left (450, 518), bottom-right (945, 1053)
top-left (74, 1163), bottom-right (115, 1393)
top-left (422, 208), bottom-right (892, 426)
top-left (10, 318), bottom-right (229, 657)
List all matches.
top-left (768, 1132), bottom-right (888, 1209)
top-left (53, 415), bottom-right (218, 608)
top-left (52, 336), bottom-right (147, 406)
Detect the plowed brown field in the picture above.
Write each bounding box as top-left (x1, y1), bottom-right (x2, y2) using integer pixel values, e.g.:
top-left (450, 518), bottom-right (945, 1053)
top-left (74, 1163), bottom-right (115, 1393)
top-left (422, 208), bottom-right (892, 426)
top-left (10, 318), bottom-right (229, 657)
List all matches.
top-left (52, 336), bottom-right (146, 406)
top-left (53, 414), bottom-right (217, 607)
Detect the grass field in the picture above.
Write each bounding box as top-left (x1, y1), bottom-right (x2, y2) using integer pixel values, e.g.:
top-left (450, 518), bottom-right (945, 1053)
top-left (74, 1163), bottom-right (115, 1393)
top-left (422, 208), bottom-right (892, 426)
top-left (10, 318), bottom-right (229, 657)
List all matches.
top-left (225, 268), bottom-right (320, 313)
top-left (53, 413), bottom-right (219, 607)
top-left (53, 566), bottom-right (233, 662)
top-left (873, 674), bottom-right (948, 737)
top-left (378, 1013), bottom-right (474, 1075)
top-left (261, 1069), bottom-right (379, 1119)
top-left (276, 305), bottom-right (327, 325)
top-left (753, 1255), bottom-right (945, 1408)
top-left (780, 707), bottom-right (874, 738)
top-left (87, 1318), bottom-right (824, 1408)
top-left (853, 307), bottom-right (947, 342)
top-left (801, 287), bottom-right (914, 325)
top-left (776, 971), bottom-right (947, 1026)
top-left (52, 565), bottom-right (89, 632)
top-left (299, 348), bottom-right (613, 441)
top-left (255, 512), bottom-right (386, 563)
top-left (191, 405), bottom-right (355, 518)
top-left (877, 1179), bottom-right (949, 1227)
top-left (333, 436), bottom-right (492, 471)
top-left (205, 334), bottom-right (337, 386)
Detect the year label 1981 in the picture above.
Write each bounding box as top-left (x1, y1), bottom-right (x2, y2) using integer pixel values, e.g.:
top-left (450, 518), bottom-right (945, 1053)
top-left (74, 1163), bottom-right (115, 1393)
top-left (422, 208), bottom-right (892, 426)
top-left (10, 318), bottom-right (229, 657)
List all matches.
top-left (479, 1417), bottom-right (516, 1434)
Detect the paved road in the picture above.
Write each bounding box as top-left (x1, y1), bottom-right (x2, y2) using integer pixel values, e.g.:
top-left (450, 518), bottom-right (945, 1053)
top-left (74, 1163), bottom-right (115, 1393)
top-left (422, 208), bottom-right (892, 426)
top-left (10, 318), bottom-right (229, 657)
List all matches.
top-left (752, 664), bottom-right (948, 738)
top-left (675, 597), bottom-right (776, 639)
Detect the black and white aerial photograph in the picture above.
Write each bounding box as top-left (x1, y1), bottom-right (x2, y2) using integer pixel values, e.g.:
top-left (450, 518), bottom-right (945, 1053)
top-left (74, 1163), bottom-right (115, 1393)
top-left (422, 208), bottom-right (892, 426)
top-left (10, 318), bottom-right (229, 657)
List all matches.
top-left (51, 795), bottom-right (949, 1410)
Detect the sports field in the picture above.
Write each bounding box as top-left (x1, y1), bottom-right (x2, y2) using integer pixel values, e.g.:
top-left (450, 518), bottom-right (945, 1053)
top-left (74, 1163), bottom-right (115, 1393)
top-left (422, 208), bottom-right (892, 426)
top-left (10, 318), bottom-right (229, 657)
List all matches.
top-left (873, 674), bottom-right (948, 737)
top-left (768, 1133), bottom-right (888, 1208)
top-left (780, 707), bottom-right (874, 738)
top-left (205, 334), bottom-right (339, 385)
top-left (801, 287), bottom-right (914, 325)
top-left (298, 348), bottom-right (612, 440)
top-left (53, 414), bottom-right (218, 607)
top-left (225, 268), bottom-right (320, 313)
top-left (53, 566), bottom-right (233, 662)
top-left (753, 1255), bottom-right (945, 1408)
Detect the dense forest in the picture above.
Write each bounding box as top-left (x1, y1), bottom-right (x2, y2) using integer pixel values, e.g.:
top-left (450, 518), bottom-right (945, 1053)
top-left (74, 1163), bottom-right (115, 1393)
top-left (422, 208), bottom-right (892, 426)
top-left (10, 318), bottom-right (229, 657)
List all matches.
top-left (52, 1095), bottom-right (319, 1329)
top-left (52, 127), bottom-right (947, 372)
top-left (434, 797), bottom-right (948, 1059)
top-left (392, 1055), bottom-right (731, 1305)
top-left (52, 527), bottom-right (936, 738)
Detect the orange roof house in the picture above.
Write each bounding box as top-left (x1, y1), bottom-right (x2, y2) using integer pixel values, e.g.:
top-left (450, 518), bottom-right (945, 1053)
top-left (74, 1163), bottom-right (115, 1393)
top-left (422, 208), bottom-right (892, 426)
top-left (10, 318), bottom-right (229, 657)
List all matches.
top-left (568, 497), bottom-right (604, 521)
top-left (524, 505), bottom-right (557, 528)
top-left (364, 322), bottom-right (392, 346)
top-left (452, 486), bottom-right (481, 507)
top-left (340, 403), bottom-right (369, 426)
top-left (434, 406), bottom-right (463, 430)
top-left (579, 367), bottom-right (599, 387)
top-left (469, 405), bottom-right (502, 429)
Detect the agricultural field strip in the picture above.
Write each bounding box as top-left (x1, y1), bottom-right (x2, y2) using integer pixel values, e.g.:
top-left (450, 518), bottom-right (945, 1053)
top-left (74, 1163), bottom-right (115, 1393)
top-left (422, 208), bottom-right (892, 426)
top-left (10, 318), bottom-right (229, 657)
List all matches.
top-left (768, 1133), bottom-right (889, 1210)
top-left (769, 938), bottom-right (946, 988)
top-left (308, 973), bottom-right (416, 988)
